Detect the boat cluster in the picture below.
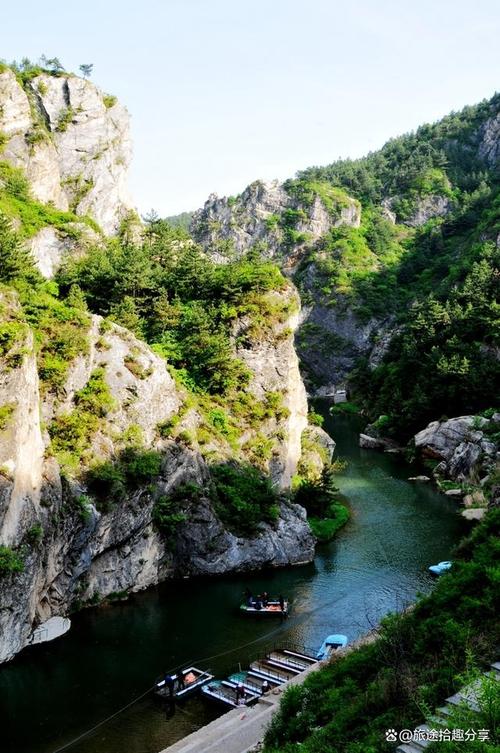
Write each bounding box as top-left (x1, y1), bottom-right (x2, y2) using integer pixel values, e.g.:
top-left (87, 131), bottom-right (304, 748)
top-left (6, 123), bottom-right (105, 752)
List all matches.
top-left (154, 635), bottom-right (348, 709)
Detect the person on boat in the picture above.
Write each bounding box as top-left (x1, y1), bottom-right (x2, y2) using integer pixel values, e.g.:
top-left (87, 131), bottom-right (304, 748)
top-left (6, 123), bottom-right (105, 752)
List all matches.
top-left (255, 596), bottom-right (263, 610)
top-left (279, 595), bottom-right (285, 612)
top-left (261, 679), bottom-right (271, 694)
top-left (164, 674), bottom-right (175, 698)
top-left (177, 671), bottom-right (185, 691)
top-left (262, 591), bottom-right (269, 607)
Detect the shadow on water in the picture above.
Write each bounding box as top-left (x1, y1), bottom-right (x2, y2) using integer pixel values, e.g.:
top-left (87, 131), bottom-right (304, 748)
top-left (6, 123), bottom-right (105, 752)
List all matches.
top-left (0, 406), bottom-right (465, 753)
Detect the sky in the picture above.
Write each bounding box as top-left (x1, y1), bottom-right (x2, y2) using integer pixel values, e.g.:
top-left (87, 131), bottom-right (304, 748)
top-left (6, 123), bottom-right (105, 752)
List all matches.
top-left (2, 0), bottom-right (500, 216)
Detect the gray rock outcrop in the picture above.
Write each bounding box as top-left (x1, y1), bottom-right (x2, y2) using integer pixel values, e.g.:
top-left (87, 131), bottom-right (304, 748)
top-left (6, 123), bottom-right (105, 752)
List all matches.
top-left (414, 416), bottom-right (498, 481)
top-left (191, 179), bottom-right (360, 263)
top-left (0, 68), bottom-right (133, 234)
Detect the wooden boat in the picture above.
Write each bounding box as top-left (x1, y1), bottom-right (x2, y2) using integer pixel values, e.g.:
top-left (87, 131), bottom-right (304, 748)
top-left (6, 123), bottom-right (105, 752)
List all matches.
top-left (201, 679), bottom-right (260, 708)
top-left (239, 599), bottom-right (288, 617)
top-left (155, 666), bottom-right (213, 699)
top-left (316, 634), bottom-right (348, 661)
top-left (429, 560), bottom-right (452, 576)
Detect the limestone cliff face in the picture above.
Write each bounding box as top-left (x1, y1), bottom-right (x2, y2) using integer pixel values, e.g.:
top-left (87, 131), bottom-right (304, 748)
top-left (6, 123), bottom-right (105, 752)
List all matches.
top-left (191, 179), bottom-right (360, 264)
top-left (0, 68), bottom-right (133, 233)
top-left (191, 178), bottom-right (382, 394)
top-left (0, 292), bottom-right (314, 663)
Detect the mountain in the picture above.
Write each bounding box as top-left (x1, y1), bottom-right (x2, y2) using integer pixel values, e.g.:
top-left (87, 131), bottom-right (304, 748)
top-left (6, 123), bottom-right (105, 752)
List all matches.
top-left (191, 93), bottom-right (500, 437)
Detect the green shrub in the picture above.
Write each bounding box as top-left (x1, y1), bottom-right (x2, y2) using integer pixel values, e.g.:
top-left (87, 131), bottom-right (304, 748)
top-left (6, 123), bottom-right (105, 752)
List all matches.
top-left (0, 403), bottom-right (15, 430)
top-left (308, 502), bottom-right (349, 542)
top-left (25, 523), bottom-right (44, 545)
top-left (55, 106), bottom-right (74, 132)
top-left (152, 487), bottom-right (194, 546)
top-left (0, 545), bottom-right (24, 575)
top-left (210, 463), bottom-right (280, 535)
top-left (308, 409), bottom-right (324, 427)
top-left (103, 94), bottom-right (117, 108)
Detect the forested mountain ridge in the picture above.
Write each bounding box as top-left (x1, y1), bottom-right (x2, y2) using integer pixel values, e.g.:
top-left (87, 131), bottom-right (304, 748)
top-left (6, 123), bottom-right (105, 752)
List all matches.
top-left (191, 93), bottom-right (500, 438)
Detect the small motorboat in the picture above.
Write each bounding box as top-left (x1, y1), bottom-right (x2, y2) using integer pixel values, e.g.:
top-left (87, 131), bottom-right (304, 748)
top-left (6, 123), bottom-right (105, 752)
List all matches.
top-left (316, 634), bottom-right (348, 661)
top-left (239, 599), bottom-right (289, 617)
top-left (155, 666), bottom-right (213, 699)
top-left (201, 679), bottom-right (260, 708)
top-left (428, 560), bottom-right (452, 576)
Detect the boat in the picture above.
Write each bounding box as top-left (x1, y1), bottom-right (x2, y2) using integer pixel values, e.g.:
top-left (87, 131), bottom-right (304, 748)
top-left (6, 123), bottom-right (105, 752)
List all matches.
top-left (201, 679), bottom-right (260, 708)
top-left (155, 666), bottom-right (214, 699)
top-left (239, 599), bottom-right (289, 617)
top-left (316, 634), bottom-right (348, 661)
top-left (428, 560), bottom-right (452, 576)
top-left (228, 670), bottom-right (282, 694)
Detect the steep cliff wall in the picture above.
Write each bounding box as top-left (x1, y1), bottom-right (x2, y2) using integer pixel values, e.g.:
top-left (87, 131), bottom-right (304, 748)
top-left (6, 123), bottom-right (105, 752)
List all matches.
top-left (0, 294), bottom-right (314, 663)
top-left (0, 67), bottom-right (133, 234)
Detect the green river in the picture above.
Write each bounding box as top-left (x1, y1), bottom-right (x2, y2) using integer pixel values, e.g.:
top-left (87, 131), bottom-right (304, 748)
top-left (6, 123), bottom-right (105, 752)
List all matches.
top-left (0, 407), bottom-right (465, 753)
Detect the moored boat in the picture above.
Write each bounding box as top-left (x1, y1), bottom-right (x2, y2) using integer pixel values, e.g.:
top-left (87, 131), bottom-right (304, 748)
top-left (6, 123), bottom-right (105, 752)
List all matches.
top-left (428, 560), bottom-right (452, 575)
top-left (201, 679), bottom-right (260, 708)
top-left (316, 634), bottom-right (348, 661)
top-left (155, 666), bottom-right (213, 700)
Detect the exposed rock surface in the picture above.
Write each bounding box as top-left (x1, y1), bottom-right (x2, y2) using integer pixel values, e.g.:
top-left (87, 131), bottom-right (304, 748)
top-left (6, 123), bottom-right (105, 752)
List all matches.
top-left (0, 292), bottom-right (316, 663)
top-left (191, 179), bottom-right (360, 263)
top-left (414, 416), bottom-right (499, 481)
top-left (28, 223), bottom-right (100, 278)
top-left (0, 68), bottom-right (133, 233)
top-left (478, 111), bottom-right (500, 167)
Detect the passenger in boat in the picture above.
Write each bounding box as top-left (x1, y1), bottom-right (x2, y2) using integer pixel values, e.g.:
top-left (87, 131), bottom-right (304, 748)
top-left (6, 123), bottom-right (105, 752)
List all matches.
top-left (261, 679), bottom-right (271, 694)
top-left (279, 595), bottom-right (285, 612)
top-left (255, 597), bottom-right (263, 610)
top-left (262, 591), bottom-right (269, 607)
top-left (177, 672), bottom-right (185, 691)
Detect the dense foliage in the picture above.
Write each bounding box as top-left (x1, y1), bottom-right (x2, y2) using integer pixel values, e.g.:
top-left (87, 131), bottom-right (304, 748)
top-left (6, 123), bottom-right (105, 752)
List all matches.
top-left (264, 509), bottom-right (500, 753)
top-left (58, 218), bottom-right (289, 395)
top-left (210, 463), bottom-right (280, 535)
top-left (291, 93), bottom-right (500, 437)
top-left (294, 464), bottom-right (349, 542)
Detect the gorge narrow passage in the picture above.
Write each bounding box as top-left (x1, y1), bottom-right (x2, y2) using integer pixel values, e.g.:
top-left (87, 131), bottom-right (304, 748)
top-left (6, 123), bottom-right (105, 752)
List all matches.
top-left (0, 407), bottom-right (464, 753)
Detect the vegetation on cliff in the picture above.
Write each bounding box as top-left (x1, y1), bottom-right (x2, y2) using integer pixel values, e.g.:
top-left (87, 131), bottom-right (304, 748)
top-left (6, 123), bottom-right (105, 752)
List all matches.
top-left (292, 94), bottom-right (500, 438)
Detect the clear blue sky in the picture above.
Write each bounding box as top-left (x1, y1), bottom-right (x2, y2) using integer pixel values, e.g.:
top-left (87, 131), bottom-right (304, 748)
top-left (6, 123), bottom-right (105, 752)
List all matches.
top-left (2, 0), bottom-right (499, 215)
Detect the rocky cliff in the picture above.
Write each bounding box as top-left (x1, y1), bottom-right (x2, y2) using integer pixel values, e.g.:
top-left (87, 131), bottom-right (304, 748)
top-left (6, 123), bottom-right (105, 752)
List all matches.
top-left (0, 67), bottom-right (133, 234)
top-left (0, 289), bottom-right (315, 663)
top-left (0, 69), bottom-right (323, 664)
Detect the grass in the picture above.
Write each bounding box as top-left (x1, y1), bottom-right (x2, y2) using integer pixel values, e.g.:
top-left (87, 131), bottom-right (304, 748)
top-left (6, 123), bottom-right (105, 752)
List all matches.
top-left (309, 502), bottom-right (349, 542)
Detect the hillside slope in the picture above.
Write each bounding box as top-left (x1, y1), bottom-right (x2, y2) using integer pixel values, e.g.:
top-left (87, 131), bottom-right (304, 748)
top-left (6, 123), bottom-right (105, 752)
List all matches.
top-left (191, 94), bottom-right (500, 437)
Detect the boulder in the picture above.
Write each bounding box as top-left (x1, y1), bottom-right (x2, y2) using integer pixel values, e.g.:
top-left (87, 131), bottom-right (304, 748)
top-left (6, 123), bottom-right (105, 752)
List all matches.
top-left (414, 416), bottom-right (490, 481)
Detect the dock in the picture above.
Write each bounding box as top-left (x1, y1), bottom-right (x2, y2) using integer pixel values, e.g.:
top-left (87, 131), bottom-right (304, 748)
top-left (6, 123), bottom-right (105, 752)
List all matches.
top-left (158, 632), bottom-right (377, 753)
top-left (160, 659), bottom-right (320, 753)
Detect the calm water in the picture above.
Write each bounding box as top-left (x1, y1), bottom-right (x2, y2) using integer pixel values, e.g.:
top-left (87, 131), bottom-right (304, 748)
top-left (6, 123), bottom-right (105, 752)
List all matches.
top-left (0, 408), bottom-right (464, 753)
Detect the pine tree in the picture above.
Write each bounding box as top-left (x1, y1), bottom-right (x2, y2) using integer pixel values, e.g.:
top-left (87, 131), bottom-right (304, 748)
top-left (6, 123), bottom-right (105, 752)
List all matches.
top-left (0, 213), bottom-right (38, 282)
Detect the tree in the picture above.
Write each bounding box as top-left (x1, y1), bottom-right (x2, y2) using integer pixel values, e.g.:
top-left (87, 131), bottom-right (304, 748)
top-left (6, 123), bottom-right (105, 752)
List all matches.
top-left (0, 213), bottom-right (39, 283)
top-left (79, 63), bottom-right (93, 78)
top-left (43, 57), bottom-right (65, 73)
